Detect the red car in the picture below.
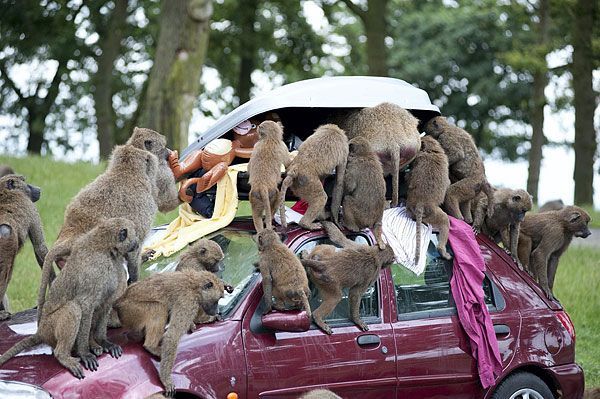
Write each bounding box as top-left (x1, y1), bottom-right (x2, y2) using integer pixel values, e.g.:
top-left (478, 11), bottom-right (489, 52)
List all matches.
top-left (0, 218), bottom-right (584, 399)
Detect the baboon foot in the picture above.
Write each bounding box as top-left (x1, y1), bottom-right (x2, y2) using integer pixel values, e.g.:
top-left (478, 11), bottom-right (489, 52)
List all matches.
top-left (162, 380), bottom-right (176, 398)
top-left (314, 319), bottom-right (332, 335)
top-left (298, 221), bottom-right (323, 231)
top-left (472, 226), bottom-right (480, 235)
top-left (0, 310), bottom-right (11, 321)
top-left (188, 322), bottom-right (196, 333)
top-left (79, 352), bottom-right (99, 371)
top-left (89, 342), bottom-right (103, 357)
top-left (144, 344), bottom-right (161, 358)
top-left (354, 319), bottom-right (369, 332)
top-left (63, 358), bottom-right (85, 379)
top-left (101, 340), bottom-right (122, 358)
top-left (438, 248), bottom-right (452, 260)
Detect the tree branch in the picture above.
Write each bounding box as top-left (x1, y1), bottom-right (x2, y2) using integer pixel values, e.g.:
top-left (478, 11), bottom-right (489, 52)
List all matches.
top-left (0, 60), bottom-right (26, 102)
top-left (337, 0), bottom-right (367, 23)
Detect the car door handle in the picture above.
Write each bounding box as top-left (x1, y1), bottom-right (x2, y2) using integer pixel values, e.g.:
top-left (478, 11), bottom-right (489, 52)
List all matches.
top-left (357, 334), bottom-right (381, 347)
top-left (494, 324), bottom-right (510, 336)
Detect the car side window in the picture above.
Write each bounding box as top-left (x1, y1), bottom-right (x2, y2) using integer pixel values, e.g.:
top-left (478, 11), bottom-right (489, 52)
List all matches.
top-left (393, 234), bottom-right (495, 318)
top-left (295, 235), bottom-right (380, 324)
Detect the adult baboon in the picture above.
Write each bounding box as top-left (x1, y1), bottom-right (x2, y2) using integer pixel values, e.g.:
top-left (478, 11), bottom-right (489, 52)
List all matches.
top-left (300, 244), bottom-right (395, 334)
top-left (0, 174), bottom-right (48, 320)
top-left (115, 270), bottom-right (224, 397)
top-left (539, 199), bottom-right (564, 212)
top-left (338, 102), bottom-right (421, 207)
top-left (38, 145), bottom-right (159, 319)
top-left (0, 218), bottom-right (138, 378)
top-left (279, 124), bottom-right (348, 230)
top-left (424, 116), bottom-right (494, 223)
top-left (247, 121), bottom-right (290, 232)
top-left (339, 137), bottom-right (386, 248)
top-left (517, 206), bottom-right (591, 299)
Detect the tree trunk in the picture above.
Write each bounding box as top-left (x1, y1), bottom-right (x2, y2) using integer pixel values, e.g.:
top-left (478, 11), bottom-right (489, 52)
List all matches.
top-left (364, 0), bottom-right (388, 76)
top-left (526, 0), bottom-right (549, 204)
top-left (26, 112), bottom-right (45, 154)
top-left (93, 0), bottom-right (128, 159)
top-left (235, 0), bottom-right (258, 104)
top-left (137, 0), bottom-right (213, 151)
top-left (572, 0), bottom-right (597, 206)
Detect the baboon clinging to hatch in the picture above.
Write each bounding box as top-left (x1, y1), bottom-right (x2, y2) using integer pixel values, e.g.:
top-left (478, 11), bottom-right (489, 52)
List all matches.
top-left (424, 116), bottom-right (494, 223)
top-left (472, 187), bottom-right (532, 262)
top-left (0, 218), bottom-right (139, 379)
top-left (247, 121), bottom-right (290, 232)
top-left (38, 145), bottom-right (160, 319)
top-left (300, 243), bottom-right (395, 334)
top-left (255, 229), bottom-right (311, 316)
top-left (405, 135), bottom-right (451, 265)
top-left (115, 270), bottom-right (224, 397)
top-left (338, 136), bottom-right (386, 249)
top-left (338, 102), bottom-right (421, 208)
top-left (279, 124), bottom-right (348, 230)
top-left (517, 206), bottom-right (591, 300)
top-left (0, 175), bottom-right (48, 321)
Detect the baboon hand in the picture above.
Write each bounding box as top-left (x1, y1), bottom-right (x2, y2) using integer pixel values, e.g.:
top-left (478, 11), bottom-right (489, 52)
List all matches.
top-left (223, 283), bottom-right (234, 294)
top-left (141, 249), bottom-right (156, 263)
top-left (163, 380), bottom-right (176, 398)
top-left (472, 226), bottom-right (480, 235)
top-left (0, 310), bottom-right (11, 321)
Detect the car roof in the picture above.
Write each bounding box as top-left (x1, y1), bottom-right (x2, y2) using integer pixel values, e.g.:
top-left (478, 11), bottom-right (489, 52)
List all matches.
top-left (182, 76), bottom-right (440, 157)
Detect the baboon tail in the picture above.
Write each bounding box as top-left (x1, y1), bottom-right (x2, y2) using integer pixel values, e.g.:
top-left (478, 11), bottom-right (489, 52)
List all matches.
top-left (0, 335), bottom-right (41, 366)
top-left (300, 258), bottom-right (326, 273)
top-left (37, 248), bottom-right (59, 320)
top-left (414, 205), bottom-right (424, 266)
top-left (483, 181), bottom-right (495, 218)
top-left (279, 174), bottom-right (294, 228)
top-left (330, 162), bottom-right (346, 224)
top-left (322, 221), bottom-right (358, 248)
top-left (262, 187), bottom-right (272, 230)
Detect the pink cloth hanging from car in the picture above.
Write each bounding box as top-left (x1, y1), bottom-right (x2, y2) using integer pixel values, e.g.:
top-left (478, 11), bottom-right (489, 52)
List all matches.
top-left (448, 216), bottom-right (503, 389)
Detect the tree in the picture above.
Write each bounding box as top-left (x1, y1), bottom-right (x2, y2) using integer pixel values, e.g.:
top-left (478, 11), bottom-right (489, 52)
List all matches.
top-left (572, 0), bottom-right (597, 206)
top-left (137, 0), bottom-right (213, 150)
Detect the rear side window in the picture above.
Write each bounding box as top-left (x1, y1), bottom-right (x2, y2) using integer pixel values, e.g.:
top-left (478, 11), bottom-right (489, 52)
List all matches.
top-left (392, 235), bottom-right (495, 319)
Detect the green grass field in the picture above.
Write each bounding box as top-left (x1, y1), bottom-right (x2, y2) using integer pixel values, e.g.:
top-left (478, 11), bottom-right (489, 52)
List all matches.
top-left (1, 155), bottom-right (599, 388)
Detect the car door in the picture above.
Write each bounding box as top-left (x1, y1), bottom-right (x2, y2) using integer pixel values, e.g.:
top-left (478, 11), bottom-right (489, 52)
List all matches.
top-left (242, 233), bottom-right (397, 398)
top-left (390, 235), bottom-right (505, 398)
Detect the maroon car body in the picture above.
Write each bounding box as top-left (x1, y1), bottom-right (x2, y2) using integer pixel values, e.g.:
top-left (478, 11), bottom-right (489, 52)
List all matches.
top-left (0, 218), bottom-right (584, 399)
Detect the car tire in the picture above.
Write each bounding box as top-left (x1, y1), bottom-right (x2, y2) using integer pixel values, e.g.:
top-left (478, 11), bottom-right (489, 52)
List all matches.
top-left (492, 372), bottom-right (554, 399)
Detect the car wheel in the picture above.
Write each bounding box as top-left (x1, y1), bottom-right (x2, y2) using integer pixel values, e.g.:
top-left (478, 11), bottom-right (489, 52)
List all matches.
top-left (492, 372), bottom-right (554, 399)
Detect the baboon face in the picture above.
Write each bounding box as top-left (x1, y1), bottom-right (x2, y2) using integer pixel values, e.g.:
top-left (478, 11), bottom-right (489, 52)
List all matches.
top-left (424, 116), bottom-right (447, 138)
top-left (129, 127), bottom-right (170, 160)
top-left (563, 206), bottom-right (591, 238)
top-left (258, 121), bottom-right (283, 140)
top-left (348, 137), bottom-right (372, 156)
top-left (199, 273), bottom-right (225, 315)
top-left (256, 229), bottom-right (282, 251)
top-left (192, 239), bottom-right (224, 273)
top-left (509, 190), bottom-right (532, 221)
top-left (0, 174), bottom-right (41, 202)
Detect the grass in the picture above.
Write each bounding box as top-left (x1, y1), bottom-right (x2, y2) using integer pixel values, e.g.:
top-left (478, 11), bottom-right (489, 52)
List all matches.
top-left (1, 155), bottom-right (599, 388)
top-left (581, 206), bottom-right (600, 229)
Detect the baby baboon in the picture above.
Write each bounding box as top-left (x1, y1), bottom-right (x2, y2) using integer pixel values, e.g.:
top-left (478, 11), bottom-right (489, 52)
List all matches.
top-left (0, 165), bottom-right (14, 177)
top-left (0, 174), bottom-right (48, 320)
top-left (339, 137), bottom-right (386, 248)
top-left (424, 116), bottom-right (494, 223)
top-left (472, 188), bottom-right (532, 262)
top-left (405, 136), bottom-right (451, 264)
top-left (301, 243), bottom-right (395, 334)
top-left (0, 218), bottom-right (138, 378)
top-left (176, 239), bottom-right (224, 273)
top-left (299, 389), bottom-right (342, 399)
top-left (247, 121), bottom-right (290, 232)
top-left (539, 199), bottom-right (564, 212)
top-left (338, 102), bottom-right (421, 207)
top-left (127, 127), bottom-right (180, 213)
top-left (255, 229), bottom-right (311, 316)
top-left (115, 270), bottom-right (224, 397)
top-left (517, 206), bottom-right (591, 299)
top-left (38, 145), bottom-right (159, 318)
top-left (279, 124), bottom-right (348, 230)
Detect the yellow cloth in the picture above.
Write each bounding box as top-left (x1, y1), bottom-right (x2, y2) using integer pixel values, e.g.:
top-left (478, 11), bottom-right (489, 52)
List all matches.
top-left (146, 163), bottom-right (247, 259)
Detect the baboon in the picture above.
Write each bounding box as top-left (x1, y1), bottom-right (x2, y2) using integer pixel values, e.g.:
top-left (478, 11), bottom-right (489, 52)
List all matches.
top-left (0, 174), bottom-right (48, 320)
top-left (338, 102), bottom-right (421, 207)
top-left (517, 206), bottom-right (591, 299)
top-left (279, 124), bottom-right (348, 230)
top-left (0, 218), bottom-right (138, 378)
top-left (404, 136), bottom-right (451, 264)
top-left (338, 136), bottom-right (386, 248)
top-left (302, 243), bottom-right (338, 261)
top-left (424, 116), bottom-right (494, 223)
top-left (176, 238), bottom-right (225, 324)
top-left (0, 165), bottom-right (14, 177)
top-left (127, 127), bottom-right (180, 213)
top-left (299, 389), bottom-right (342, 399)
top-left (300, 243), bottom-right (395, 334)
top-left (472, 188), bottom-right (532, 262)
top-left (115, 270), bottom-right (224, 397)
top-left (247, 121), bottom-right (290, 232)
top-left (539, 199), bottom-right (564, 212)
top-left (255, 229), bottom-right (311, 316)
top-left (322, 220), bottom-right (361, 249)
top-left (38, 145), bottom-right (159, 319)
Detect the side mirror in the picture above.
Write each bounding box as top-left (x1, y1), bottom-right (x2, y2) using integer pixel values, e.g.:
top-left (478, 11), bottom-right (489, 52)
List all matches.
top-left (261, 310), bottom-right (311, 332)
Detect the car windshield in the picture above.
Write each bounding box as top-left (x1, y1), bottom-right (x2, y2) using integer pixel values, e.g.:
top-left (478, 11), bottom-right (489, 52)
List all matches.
top-left (142, 228), bottom-right (259, 317)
